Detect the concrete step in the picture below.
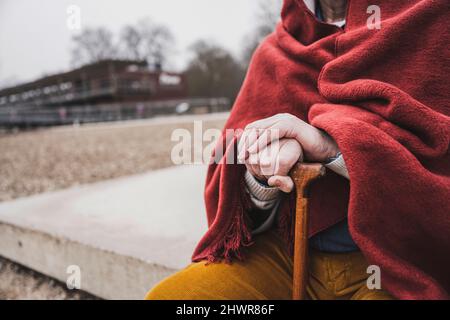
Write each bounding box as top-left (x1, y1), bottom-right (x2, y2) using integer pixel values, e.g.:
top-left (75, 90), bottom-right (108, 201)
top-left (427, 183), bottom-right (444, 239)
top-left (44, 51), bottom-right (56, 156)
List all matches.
top-left (0, 165), bottom-right (208, 299)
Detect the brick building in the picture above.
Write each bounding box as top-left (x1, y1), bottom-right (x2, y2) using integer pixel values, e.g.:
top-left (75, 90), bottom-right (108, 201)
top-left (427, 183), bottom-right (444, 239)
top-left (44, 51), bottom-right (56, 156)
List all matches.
top-left (0, 60), bottom-right (229, 127)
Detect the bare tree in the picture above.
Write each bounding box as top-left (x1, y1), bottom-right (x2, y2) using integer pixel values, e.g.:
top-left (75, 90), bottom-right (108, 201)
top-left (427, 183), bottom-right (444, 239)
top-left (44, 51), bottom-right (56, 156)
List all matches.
top-left (242, 0), bottom-right (283, 66)
top-left (120, 25), bottom-right (143, 61)
top-left (70, 19), bottom-right (175, 69)
top-left (185, 40), bottom-right (245, 103)
top-left (119, 18), bottom-right (175, 70)
top-left (71, 27), bottom-right (118, 67)
top-left (146, 24), bottom-right (174, 69)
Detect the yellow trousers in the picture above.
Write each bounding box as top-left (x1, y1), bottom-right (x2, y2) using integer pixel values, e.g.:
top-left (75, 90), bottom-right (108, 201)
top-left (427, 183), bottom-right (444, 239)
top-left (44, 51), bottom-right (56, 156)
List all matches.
top-left (146, 231), bottom-right (393, 300)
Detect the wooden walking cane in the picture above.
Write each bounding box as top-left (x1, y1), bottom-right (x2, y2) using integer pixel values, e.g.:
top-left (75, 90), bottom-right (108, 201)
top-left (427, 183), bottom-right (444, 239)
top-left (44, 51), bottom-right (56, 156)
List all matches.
top-left (290, 163), bottom-right (326, 300)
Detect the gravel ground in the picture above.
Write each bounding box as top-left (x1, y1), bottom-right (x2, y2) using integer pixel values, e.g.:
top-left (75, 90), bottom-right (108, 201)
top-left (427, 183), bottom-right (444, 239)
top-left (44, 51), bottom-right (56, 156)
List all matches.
top-left (0, 114), bottom-right (227, 300)
top-left (0, 115), bottom-right (226, 202)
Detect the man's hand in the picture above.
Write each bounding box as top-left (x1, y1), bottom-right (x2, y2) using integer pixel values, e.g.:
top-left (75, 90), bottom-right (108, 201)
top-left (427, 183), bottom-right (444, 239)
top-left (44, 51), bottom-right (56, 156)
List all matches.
top-left (243, 138), bottom-right (303, 193)
top-left (238, 113), bottom-right (339, 163)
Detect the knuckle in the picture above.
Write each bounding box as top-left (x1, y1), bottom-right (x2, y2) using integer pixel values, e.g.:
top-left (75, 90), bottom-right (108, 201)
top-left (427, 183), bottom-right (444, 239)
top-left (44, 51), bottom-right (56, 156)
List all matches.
top-left (244, 123), bottom-right (255, 131)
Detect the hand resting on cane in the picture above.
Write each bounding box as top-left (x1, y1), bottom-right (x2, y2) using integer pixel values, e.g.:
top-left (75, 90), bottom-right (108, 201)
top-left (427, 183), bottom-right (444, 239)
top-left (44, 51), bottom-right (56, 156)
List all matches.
top-left (238, 113), bottom-right (341, 192)
top-left (240, 138), bottom-right (303, 193)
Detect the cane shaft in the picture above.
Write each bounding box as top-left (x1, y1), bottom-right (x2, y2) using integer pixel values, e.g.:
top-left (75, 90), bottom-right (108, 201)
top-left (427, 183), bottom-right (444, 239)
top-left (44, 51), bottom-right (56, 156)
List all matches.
top-left (290, 163), bottom-right (325, 300)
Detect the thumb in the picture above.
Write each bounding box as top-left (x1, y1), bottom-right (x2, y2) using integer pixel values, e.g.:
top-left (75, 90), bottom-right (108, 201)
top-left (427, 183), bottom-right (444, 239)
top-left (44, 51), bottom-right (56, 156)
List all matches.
top-left (268, 175), bottom-right (294, 193)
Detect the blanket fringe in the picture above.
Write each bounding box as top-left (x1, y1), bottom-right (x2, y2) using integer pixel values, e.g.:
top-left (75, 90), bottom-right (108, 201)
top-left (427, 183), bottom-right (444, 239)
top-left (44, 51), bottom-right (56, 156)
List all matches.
top-left (276, 193), bottom-right (296, 257)
top-left (204, 178), bottom-right (254, 263)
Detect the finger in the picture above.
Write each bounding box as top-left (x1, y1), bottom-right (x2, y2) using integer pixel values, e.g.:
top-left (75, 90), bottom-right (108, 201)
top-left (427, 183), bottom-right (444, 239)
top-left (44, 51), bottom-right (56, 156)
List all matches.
top-left (274, 140), bottom-right (303, 176)
top-left (238, 128), bottom-right (259, 162)
top-left (237, 130), bottom-right (250, 163)
top-left (248, 129), bottom-right (269, 154)
top-left (248, 123), bottom-right (284, 155)
top-left (247, 145), bottom-right (274, 181)
top-left (246, 128), bottom-right (261, 154)
top-left (258, 143), bottom-right (276, 177)
top-left (268, 175), bottom-right (294, 193)
top-left (258, 141), bottom-right (282, 178)
top-left (247, 151), bottom-right (260, 166)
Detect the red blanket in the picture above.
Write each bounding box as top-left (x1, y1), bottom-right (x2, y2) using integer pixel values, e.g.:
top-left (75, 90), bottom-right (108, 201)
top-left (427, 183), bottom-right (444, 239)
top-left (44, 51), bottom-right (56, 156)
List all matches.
top-left (192, 0), bottom-right (450, 299)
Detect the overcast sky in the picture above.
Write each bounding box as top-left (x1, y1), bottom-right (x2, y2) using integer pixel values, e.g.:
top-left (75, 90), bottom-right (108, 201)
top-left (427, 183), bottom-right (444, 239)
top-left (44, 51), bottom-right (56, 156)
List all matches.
top-left (0, 0), bottom-right (280, 88)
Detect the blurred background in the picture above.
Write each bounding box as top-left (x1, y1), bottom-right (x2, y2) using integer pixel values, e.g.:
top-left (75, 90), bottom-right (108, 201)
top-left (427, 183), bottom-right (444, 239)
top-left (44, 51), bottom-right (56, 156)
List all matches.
top-left (0, 0), bottom-right (284, 126)
top-left (0, 0), bottom-right (283, 299)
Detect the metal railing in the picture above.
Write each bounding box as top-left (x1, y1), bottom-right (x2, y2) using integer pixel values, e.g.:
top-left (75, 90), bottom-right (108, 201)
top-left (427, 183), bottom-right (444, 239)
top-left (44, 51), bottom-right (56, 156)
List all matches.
top-left (0, 98), bottom-right (230, 128)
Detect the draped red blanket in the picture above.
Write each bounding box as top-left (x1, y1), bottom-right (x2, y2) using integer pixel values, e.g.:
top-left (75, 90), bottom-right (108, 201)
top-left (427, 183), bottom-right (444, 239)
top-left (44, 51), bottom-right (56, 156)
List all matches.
top-left (192, 0), bottom-right (450, 299)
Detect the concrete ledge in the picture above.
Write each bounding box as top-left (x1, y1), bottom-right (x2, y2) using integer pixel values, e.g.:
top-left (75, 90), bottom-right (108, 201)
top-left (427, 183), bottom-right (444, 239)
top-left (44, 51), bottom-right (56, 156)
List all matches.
top-left (0, 165), bottom-right (208, 299)
top-left (0, 222), bottom-right (176, 299)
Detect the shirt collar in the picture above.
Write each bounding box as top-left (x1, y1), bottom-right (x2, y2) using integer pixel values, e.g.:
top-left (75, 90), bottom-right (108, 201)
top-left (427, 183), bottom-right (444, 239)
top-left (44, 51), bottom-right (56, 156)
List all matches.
top-left (303, 0), bottom-right (346, 27)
